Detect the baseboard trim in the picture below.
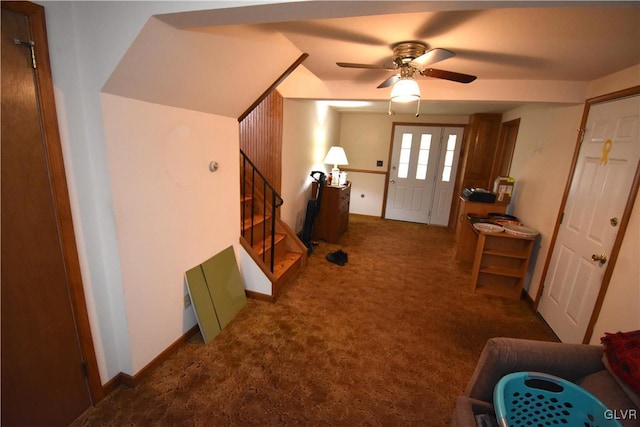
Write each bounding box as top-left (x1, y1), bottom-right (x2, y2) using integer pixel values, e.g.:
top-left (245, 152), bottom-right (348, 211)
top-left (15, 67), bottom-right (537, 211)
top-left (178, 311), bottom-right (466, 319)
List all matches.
top-left (522, 289), bottom-right (535, 307)
top-left (101, 372), bottom-right (121, 396)
top-left (102, 293), bottom-right (269, 396)
top-left (245, 289), bottom-right (274, 303)
top-left (103, 325), bottom-right (200, 392)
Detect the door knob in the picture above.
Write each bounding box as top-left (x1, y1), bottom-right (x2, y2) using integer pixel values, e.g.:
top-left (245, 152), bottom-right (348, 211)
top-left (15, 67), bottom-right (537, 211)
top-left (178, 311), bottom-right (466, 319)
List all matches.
top-left (591, 254), bottom-right (607, 263)
top-left (390, 179), bottom-right (396, 184)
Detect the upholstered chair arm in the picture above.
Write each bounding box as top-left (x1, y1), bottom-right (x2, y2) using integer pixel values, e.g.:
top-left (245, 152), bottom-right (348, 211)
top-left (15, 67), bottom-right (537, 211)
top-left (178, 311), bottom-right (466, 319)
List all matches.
top-left (450, 396), bottom-right (495, 427)
top-left (464, 337), bottom-right (605, 402)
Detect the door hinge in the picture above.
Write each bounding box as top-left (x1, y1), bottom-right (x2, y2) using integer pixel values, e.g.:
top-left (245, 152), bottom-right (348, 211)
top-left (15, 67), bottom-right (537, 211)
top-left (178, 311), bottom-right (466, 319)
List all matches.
top-left (559, 212), bottom-right (564, 224)
top-left (81, 361), bottom-right (88, 377)
top-left (14, 39), bottom-right (37, 69)
top-left (577, 128), bottom-right (585, 144)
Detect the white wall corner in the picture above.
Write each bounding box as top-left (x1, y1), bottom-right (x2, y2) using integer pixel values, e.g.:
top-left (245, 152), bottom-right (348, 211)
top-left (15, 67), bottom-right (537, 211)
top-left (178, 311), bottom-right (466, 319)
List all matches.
top-left (238, 245), bottom-right (272, 296)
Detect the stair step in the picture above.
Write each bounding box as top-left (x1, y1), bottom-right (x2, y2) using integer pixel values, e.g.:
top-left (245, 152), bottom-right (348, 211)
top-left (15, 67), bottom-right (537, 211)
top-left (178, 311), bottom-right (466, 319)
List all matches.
top-left (252, 232), bottom-right (286, 256)
top-left (242, 214), bottom-right (271, 232)
top-left (273, 251), bottom-right (303, 288)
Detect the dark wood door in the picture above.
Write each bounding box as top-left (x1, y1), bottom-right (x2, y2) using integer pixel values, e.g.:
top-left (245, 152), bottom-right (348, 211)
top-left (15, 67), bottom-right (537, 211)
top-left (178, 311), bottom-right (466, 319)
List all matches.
top-left (492, 118), bottom-right (520, 182)
top-left (450, 113), bottom-right (502, 229)
top-left (461, 113), bottom-right (502, 190)
top-left (1, 5), bottom-right (92, 425)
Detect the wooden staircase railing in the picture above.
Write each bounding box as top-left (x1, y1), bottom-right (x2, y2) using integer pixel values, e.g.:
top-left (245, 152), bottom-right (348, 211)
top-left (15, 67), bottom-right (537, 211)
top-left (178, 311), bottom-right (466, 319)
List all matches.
top-left (240, 149), bottom-right (282, 273)
top-left (240, 150), bottom-right (306, 301)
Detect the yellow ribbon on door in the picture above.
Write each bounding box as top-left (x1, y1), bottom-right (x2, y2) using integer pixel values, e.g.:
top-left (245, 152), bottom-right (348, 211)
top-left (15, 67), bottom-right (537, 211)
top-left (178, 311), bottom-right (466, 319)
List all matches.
top-left (600, 139), bottom-right (612, 165)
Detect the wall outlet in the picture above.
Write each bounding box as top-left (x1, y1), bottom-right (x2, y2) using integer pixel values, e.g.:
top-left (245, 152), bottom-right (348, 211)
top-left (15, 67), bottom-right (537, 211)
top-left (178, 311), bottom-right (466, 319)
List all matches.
top-left (183, 294), bottom-right (192, 309)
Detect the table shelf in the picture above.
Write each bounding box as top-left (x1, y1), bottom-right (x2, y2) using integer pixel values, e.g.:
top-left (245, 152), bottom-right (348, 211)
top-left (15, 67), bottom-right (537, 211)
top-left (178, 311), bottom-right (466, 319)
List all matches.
top-left (479, 265), bottom-right (527, 278)
top-left (471, 231), bottom-right (535, 299)
top-left (482, 249), bottom-right (529, 259)
top-left (454, 199), bottom-right (508, 262)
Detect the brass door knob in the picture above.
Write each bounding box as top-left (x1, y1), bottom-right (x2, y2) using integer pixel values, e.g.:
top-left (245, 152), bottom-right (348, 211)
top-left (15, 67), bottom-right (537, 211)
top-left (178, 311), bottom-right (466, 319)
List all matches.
top-left (591, 254), bottom-right (607, 263)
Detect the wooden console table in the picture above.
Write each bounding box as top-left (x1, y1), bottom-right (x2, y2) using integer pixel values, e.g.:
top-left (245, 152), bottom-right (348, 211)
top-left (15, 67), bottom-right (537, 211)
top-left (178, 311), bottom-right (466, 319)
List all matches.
top-left (455, 198), bottom-right (507, 262)
top-left (312, 182), bottom-right (350, 243)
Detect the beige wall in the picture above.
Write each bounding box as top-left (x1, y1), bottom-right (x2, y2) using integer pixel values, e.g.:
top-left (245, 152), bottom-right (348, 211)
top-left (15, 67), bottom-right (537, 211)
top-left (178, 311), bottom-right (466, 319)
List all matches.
top-left (503, 104), bottom-right (584, 296)
top-left (587, 65), bottom-right (640, 100)
top-left (101, 94), bottom-right (240, 372)
top-left (45, 0), bottom-right (306, 381)
top-left (104, 17), bottom-right (304, 118)
top-left (282, 100), bottom-right (342, 233)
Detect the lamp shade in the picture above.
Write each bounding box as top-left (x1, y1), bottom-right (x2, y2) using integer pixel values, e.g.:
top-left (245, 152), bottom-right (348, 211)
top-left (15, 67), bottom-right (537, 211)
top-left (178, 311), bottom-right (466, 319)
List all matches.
top-left (390, 78), bottom-right (420, 103)
top-left (323, 146), bottom-right (349, 166)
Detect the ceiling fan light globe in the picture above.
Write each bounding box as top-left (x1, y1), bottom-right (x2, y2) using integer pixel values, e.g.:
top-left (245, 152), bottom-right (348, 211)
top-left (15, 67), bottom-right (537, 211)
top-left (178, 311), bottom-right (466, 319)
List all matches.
top-left (392, 94), bottom-right (421, 103)
top-left (390, 78), bottom-right (420, 103)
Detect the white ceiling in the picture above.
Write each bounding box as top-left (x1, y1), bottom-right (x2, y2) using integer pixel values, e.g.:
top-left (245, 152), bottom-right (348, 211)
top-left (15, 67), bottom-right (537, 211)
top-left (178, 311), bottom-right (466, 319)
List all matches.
top-left (158, 1), bottom-right (640, 116)
top-left (260, 7), bottom-right (640, 82)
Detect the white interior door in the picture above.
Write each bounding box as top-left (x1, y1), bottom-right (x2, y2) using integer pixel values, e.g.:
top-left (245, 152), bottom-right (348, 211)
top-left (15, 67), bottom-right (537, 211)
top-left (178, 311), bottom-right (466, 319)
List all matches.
top-left (538, 94), bottom-right (640, 343)
top-left (385, 125), bottom-right (462, 225)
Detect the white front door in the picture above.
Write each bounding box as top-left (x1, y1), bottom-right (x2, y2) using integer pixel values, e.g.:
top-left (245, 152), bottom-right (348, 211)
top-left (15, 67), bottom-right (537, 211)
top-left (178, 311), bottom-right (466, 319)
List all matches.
top-left (385, 125), bottom-right (463, 225)
top-left (538, 94), bottom-right (640, 343)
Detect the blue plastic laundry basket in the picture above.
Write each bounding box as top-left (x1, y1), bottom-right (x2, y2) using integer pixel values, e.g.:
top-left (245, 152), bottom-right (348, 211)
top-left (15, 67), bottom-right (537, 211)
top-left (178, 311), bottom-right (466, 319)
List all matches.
top-left (494, 372), bottom-right (622, 427)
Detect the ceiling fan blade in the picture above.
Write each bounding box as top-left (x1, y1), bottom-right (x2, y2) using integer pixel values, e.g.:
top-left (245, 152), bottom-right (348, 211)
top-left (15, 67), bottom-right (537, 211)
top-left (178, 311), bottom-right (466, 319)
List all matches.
top-left (415, 10), bottom-right (486, 39)
top-left (377, 74), bottom-right (400, 89)
top-left (411, 48), bottom-right (455, 69)
top-left (420, 68), bottom-right (477, 84)
top-left (337, 62), bottom-right (396, 70)
top-left (265, 22), bottom-right (387, 46)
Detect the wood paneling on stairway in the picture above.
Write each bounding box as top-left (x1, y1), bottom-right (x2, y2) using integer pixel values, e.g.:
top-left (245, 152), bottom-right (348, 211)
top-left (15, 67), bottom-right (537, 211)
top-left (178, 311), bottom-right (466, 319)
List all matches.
top-left (239, 89), bottom-right (305, 302)
top-left (239, 90), bottom-right (283, 193)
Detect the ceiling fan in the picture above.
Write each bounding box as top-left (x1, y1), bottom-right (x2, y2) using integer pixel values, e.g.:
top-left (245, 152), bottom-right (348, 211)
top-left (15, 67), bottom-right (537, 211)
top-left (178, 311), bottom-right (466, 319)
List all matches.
top-left (337, 41), bottom-right (477, 89)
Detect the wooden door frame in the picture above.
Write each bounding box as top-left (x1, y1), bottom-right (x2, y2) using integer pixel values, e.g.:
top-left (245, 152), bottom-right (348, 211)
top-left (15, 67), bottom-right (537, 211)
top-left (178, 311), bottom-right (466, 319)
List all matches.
top-left (2, 1), bottom-right (104, 403)
top-left (491, 117), bottom-right (520, 182)
top-left (533, 86), bottom-right (640, 344)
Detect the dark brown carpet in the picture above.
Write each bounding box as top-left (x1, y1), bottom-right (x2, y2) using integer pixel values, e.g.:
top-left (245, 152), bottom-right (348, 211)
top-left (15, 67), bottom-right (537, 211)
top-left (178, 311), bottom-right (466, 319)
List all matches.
top-left (72, 214), bottom-right (556, 426)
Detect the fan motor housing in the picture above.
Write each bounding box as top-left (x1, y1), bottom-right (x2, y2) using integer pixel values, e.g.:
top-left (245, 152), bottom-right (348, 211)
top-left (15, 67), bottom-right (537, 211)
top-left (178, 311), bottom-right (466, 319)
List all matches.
top-left (392, 41), bottom-right (427, 65)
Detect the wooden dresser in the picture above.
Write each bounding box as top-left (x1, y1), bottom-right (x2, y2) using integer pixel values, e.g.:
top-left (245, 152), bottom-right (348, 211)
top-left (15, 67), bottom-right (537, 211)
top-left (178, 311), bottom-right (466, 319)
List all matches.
top-left (312, 182), bottom-right (350, 243)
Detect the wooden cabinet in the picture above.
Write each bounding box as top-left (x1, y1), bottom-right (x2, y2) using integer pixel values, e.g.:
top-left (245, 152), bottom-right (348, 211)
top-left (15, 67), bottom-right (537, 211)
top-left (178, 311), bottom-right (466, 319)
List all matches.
top-left (312, 182), bottom-right (350, 243)
top-left (451, 113), bottom-right (502, 229)
top-left (460, 113), bottom-right (503, 190)
top-left (471, 231), bottom-right (535, 299)
top-left (455, 199), bottom-right (507, 262)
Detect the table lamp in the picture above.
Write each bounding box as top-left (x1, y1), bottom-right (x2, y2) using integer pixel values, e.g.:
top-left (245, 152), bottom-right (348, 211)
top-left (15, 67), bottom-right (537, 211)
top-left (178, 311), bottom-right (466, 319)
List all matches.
top-left (323, 146), bottom-right (348, 183)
